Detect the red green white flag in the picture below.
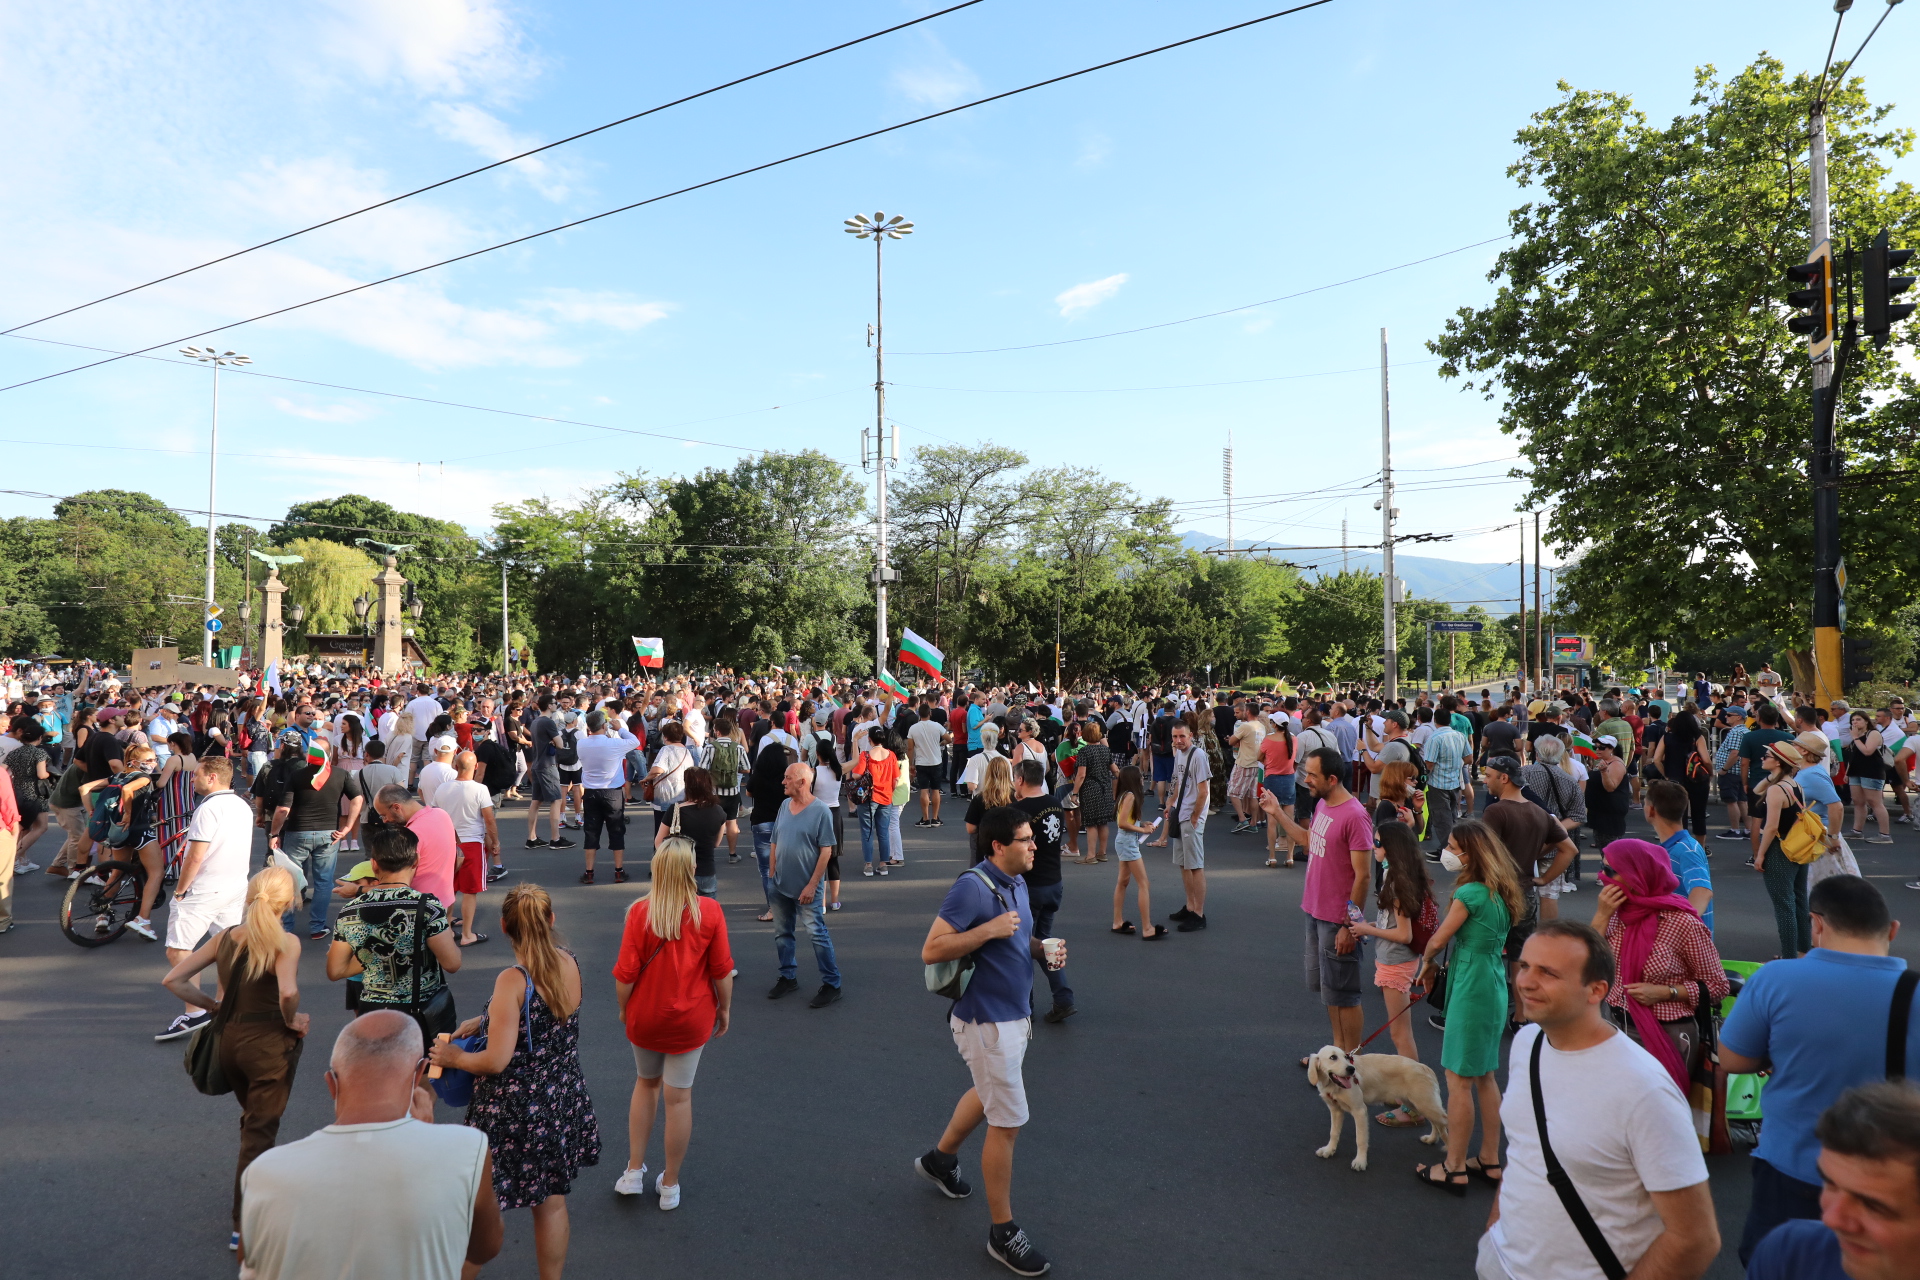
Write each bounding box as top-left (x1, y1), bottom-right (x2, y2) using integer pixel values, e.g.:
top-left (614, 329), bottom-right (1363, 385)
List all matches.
top-left (898, 627), bottom-right (944, 681)
top-left (877, 669), bottom-right (910, 701)
top-left (305, 733), bottom-right (332, 790)
top-left (1570, 730), bottom-right (1597, 759)
top-left (633, 637), bottom-right (664, 669)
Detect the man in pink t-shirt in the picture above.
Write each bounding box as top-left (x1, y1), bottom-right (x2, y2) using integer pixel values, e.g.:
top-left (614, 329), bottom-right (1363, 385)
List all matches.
top-left (1261, 746), bottom-right (1374, 1050)
top-left (371, 785), bottom-right (459, 911)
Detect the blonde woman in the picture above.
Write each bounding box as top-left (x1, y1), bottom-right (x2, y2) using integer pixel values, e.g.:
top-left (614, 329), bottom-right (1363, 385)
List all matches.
top-left (612, 838), bottom-right (735, 1211)
top-left (430, 885), bottom-right (600, 1280)
top-left (963, 755), bottom-right (1015, 866)
top-left (161, 866), bottom-right (309, 1251)
top-left (386, 710), bottom-right (417, 789)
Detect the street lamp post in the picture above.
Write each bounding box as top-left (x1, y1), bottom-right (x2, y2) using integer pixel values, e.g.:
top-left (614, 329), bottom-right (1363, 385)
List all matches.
top-left (844, 211), bottom-right (913, 679)
top-left (179, 346), bottom-right (251, 665)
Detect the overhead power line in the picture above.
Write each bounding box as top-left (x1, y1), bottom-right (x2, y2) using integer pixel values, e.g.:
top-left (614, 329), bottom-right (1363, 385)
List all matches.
top-left (0, 0), bottom-right (990, 338)
top-left (0, 0), bottom-right (1338, 396)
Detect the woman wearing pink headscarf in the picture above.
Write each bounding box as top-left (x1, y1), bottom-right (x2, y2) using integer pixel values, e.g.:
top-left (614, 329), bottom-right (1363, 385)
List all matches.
top-left (1590, 837), bottom-right (1730, 1096)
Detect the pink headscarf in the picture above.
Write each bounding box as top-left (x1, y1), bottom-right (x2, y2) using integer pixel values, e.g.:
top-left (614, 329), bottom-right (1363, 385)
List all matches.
top-left (1600, 838), bottom-right (1700, 1097)
top-left (0, 765), bottom-right (18, 834)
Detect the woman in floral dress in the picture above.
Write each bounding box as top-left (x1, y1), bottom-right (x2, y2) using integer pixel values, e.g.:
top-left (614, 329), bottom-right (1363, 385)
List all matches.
top-left (430, 883), bottom-right (599, 1280)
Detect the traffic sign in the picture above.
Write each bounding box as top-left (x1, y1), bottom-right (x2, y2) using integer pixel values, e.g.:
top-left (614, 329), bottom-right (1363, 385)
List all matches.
top-left (1430, 621), bottom-right (1484, 633)
top-left (206, 618), bottom-right (223, 633)
top-left (205, 603), bottom-right (223, 620)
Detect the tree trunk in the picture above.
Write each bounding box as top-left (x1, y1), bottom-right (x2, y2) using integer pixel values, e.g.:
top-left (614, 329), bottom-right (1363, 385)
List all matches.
top-left (1785, 647), bottom-right (1815, 697)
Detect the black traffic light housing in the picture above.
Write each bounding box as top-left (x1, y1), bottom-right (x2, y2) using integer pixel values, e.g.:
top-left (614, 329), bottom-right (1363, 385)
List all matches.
top-left (1863, 229), bottom-right (1916, 348)
top-left (1786, 250), bottom-right (1834, 346)
top-left (1843, 636), bottom-right (1874, 690)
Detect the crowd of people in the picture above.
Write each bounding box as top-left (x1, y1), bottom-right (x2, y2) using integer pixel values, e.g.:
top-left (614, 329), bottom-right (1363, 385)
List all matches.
top-left (7, 653), bottom-right (1920, 1278)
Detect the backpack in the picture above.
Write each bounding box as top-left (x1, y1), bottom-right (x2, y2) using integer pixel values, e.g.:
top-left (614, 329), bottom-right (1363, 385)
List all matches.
top-left (1402, 739), bottom-right (1429, 790)
top-left (1408, 892), bottom-right (1440, 958)
top-left (90, 777), bottom-right (157, 849)
top-left (708, 737), bottom-right (742, 793)
top-left (557, 728), bottom-right (579, 768)
top-left (847, 762), bottom-right (876, 807)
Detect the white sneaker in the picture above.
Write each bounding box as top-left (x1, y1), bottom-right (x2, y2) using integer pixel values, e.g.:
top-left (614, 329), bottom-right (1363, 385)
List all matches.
top-left (614, 1164), bottom-right (649, 1196)
top-left (14, 861), bottom-right (39, 874)
top-left (126, 916), bottom-right (158, 941)
top-left (655, 1173), bottom-right (680, 1211)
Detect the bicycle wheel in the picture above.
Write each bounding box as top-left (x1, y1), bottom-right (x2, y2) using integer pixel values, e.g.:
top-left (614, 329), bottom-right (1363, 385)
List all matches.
top-left (59, 861), bottom-right (145, 947)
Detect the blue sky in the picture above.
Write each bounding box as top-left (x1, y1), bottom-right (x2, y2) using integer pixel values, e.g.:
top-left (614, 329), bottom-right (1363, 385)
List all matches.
top-left (2, 0), bottom-right (1914, 571)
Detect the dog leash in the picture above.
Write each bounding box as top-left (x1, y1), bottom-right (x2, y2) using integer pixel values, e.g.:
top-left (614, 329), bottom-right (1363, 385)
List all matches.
top-left (1355, 990), bottom-right (1424, 1051)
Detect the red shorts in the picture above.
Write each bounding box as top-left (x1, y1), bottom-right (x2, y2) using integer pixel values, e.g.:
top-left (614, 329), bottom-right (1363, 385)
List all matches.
top-left (454, 841), bottom-right (486, 895)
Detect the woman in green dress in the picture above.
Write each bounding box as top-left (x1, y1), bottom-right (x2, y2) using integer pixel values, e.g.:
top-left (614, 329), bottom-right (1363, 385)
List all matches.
top-left (1413, 818), bottom-right (1527, 1195)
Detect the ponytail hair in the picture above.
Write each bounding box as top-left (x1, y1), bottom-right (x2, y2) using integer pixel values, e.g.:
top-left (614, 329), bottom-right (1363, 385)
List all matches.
top-left (239, 866), bottom-right (297, 981)
top-left (501, 884), bottom-right (578, 1019)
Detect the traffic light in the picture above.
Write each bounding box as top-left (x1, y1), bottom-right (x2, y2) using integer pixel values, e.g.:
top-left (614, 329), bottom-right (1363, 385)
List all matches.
top-left (1843, 636), bottom-right (1874, 690)
top-left (1864, 228), bottom-right (1915, 349)
top-left (1786, 241), bottom-right (1835, 356)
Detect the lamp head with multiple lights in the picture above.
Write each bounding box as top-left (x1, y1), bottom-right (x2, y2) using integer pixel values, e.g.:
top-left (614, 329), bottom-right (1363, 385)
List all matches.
top-left (178, 346), bottom-right (252, 367)
top-left (843, 212), bottom-right (913, 240)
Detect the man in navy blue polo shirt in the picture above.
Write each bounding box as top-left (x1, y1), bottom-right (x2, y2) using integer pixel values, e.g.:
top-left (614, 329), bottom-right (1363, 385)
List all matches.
top-left (1723, 875), bottom-right (1920, 1263)
top-left (915, 805), bottom-right (1060, 1277)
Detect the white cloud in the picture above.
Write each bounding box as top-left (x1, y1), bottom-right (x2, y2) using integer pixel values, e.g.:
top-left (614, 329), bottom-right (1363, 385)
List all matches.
top-left (1241, 312), bottom-right (1274, 335)
top-left (257, 452), bottom-right (622, 528)
top-left (891, 55), bottom-right (981, 108)
top-left (427, 102), bottom-right (575, 201)
top-left (1055, 273), bottom-right (1129, 319)
top-left (317, 0), bottom-right (539, 99)
top-left (270, 396), bottom-right (376, 423)
top-left (1074, 133), bottom-right (1113, 170)
top-left (526, 289), bottom-right (673, 332)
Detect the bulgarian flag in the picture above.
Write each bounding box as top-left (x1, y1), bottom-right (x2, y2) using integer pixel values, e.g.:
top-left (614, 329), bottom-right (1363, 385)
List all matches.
top-left (897, 627), bottom-right (945, 682)
top-left (1570, 730), bottom-right (1598, 760)
top-left (304, 733), bottom-right (332, 790)
top-left (877, 669), bottom-right (911, 702)
top-left (633, 637), bottom-right (665, 669)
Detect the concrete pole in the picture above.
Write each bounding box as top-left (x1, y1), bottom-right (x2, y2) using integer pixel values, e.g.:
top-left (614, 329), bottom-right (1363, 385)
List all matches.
top-left (1381, 328), bottom-right (1396, 702)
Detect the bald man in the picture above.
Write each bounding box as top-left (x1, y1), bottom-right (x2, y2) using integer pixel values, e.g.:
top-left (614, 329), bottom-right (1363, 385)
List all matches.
top-left (238, 1010), bottom-right (502, 1278)
top-left (767, 761), bottom-right (843, 1007)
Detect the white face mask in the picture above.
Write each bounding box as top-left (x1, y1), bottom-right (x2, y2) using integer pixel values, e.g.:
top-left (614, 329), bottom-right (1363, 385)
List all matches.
top-left (1440, 850), bottom-right (1466, 874)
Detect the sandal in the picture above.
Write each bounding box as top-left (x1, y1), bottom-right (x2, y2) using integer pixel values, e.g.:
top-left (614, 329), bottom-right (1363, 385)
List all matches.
top-left (1111, 921), bottom-right (1137, 934)
top-left (756, 911), bottom-right (774, 922)
top-left (458, 933), bottom-right (490, 947)
top-left (1415, 1162), bottom-right (1468, 1197)
top-left (1375, 1105), bottom-right (1423, 1128)
top-left (1265, 858), bottom-right (1279, 867)
top-left (1141, 925), bottom-right (1170, 941)
top-left (1464, 1157), bottom-right (1504, 1185)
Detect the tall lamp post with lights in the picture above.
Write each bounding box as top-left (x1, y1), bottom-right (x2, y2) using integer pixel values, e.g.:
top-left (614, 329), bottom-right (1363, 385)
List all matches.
top-left (843, 211), bottom-right (913, 679)
top-left (178, 346), bottom-right (251, 665)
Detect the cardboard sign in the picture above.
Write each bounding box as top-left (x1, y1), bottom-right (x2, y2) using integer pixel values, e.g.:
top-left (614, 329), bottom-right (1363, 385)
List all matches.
top-left (128, 647), bottom-right (244, 689)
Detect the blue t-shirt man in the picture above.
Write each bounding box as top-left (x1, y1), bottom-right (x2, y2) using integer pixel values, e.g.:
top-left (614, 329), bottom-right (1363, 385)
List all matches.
top-left (1745, 1219), bottom-right (1845, 1280)
top-left (936, 859), bottom-right (1033, 1025)
top-left (1723, 946), bottom-right (1920, 1263)
top-left (1661, 828), bottom-right (1714, 933)
top-left (769, 797), bottom-right (839, 898)
top-left (966, 702), bottom-right (985, 752)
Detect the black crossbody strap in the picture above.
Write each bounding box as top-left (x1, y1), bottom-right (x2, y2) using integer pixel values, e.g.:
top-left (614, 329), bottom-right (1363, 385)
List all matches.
top-left (1888, 970), bottom-right (1920, 1079)
top-left (409, 897), bottom-right (427, 1009)
top-left (1530, 1032), bottom-right (1627, 1280)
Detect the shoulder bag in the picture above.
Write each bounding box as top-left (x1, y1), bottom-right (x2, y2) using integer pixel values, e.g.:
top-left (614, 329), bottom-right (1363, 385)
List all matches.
top-left (405, 896), bottom-right (459, 1039)
top-left (432, 964), bottom-right (533, 1107)
top-left (1529, 1030), bottom-right (1627, 1280)
top-left (1779, 784), bottom-right (1828, 865)
top-left (926, 867), bottom-right (1008, 999)
top-left (183, 937), bottom-right (236, 1096)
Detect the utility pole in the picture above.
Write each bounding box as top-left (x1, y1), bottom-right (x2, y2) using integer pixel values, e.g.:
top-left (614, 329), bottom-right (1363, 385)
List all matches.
top-left (1808, 100), bottom-right (1844, 705)
top-left (1534, 512), bottom-right (1544, 694)
top-left (845, 212), bottom-right (913, 679)
top-left (1223, 431), bottom-right (1235, 554)
top-left (1518, 519), bottom-right (1528, 693)
top-left (501, 558), bottom-right (510, 674)
top-left (1380, 328), bottom-right (1397, 702)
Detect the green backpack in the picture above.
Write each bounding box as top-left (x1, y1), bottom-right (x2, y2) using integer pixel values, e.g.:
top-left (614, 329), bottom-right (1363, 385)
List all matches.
top-left (708, 738), bottom-right (742, 792)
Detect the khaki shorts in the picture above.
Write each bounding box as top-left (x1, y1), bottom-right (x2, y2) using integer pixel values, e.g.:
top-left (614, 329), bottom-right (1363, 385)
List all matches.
top-left (951, 1016), bottom-right (1031, 1128)
top-left (1172, 829), bottom-right (1206, 870)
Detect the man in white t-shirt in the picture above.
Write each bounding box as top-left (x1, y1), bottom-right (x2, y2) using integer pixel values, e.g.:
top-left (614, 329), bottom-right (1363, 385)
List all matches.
top-left (156, 757), bottom-right (257, 1043)
top-left (416, 740), bottom-right (459, 809)
top-left (1476, 920), bottom-right (1718, 1279)
top-left (434, 753), bottom-right (499, 946)
top-left (907, 710), bottom-right (950, 828)
top-left (240, 1011), bottom-right (501, 1279)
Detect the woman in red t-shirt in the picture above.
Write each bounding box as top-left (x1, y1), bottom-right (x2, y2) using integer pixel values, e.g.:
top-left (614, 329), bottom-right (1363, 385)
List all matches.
top-left (611, 839), bottom-right (734, 1208)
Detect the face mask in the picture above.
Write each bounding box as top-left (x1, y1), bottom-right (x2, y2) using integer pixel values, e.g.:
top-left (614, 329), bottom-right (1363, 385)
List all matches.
top-left (1440, 850), bottom-right (1465, 874)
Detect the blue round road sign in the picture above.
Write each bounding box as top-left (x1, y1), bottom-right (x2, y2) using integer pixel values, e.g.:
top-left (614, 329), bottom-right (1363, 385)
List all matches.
top-left (206, 618), bottom-right (223, 633)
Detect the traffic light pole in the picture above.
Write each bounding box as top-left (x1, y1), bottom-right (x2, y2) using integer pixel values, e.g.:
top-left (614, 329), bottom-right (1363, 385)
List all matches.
top-left (1809, 103), bottom-right (1844, 708)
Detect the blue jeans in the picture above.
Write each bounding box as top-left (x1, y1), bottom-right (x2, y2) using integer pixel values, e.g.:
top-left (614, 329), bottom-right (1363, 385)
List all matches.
top-left (279, 829), bottom-right (338, 935)
top-left (858, 803), bottom-right (897, 866)
top-left (770, 891), bottom-right (840, 987)
top-left (695, 874), bottom-right (718, 898)
top-left (1739, 1157), bottom-right (1823, 1264)
top-left (1027, 880), bottom-right (1073, 1009)
top-left (752, 822), bottom-right (775, 905)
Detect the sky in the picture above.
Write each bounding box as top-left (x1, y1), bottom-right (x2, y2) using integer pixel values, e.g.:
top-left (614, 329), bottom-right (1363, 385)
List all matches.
top-left (2, 0), bottom-right (1915, 581)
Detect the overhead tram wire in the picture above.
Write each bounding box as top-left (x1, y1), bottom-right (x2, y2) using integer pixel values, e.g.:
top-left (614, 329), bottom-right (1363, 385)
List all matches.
top-left (0, 0), bottom-right (992, 337)
top-left (888, 358), bottom-right (1442, 394)
top-left (0, 0), bottom-right (1340, 396)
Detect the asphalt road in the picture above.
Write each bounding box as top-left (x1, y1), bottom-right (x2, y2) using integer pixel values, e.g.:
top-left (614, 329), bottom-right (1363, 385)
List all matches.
top-left (7, 785), bottom-right (1919, 1279)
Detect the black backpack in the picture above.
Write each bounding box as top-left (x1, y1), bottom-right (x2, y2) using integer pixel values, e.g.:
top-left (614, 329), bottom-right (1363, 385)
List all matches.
top-left (557, 728), bottom-right (579, 768)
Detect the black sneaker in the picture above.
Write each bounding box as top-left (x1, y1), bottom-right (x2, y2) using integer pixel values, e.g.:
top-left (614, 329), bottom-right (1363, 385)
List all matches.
top-left (155, 1010), bottom-right (210, 1043)
top-left (547, 837), bottom-right (576, 850)
top-left (1042, 1002), bottom-right (1077, 1024)
top-left (809, 983), bottom-right (844, 1008)
top-left (768, 977), bottom-right (799, 999)
top-left (1176, 914), bottom-right (1207, 932)
top-left (1423, 849), bottom-right (1444, 863)
top-left (916, 818), bottom-right (932, 827)
top-left (930, 818), bottom-right (944, 827)
top-left (487, 865), bottom-right (509, 883)
top-left (1715, 830), bottom-right (1746, 841)
top-left (1167, 907), bottom-right (1194, 922)
top-left (525, 838), bottom-right (548, 849)
top-left (915, 1150), bottom-right (971, 1199)
top-left (579, 869), bottom-right (594, 884)
top-left (1428, 1013), bottom-right (1447, 1032)
top-left (613, 868), bottom-right (628, 883)
top-left (988, 1223), bottom-right (1051, 1276)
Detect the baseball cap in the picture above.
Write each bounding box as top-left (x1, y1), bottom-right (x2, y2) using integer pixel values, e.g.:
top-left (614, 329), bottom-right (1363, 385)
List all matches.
top-left (1481, 755), bottom-right (1524, 780)
top-left (341, 861), bottom-right (377, 883)
top-left (1595, 734), bottom-right (1619, 749)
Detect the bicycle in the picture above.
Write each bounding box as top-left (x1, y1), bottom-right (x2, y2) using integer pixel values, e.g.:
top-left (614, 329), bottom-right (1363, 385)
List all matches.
top-left (58, 852), bottom-right (171, 947)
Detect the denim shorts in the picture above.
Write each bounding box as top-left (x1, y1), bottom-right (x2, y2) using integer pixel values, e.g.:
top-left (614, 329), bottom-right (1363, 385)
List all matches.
top-left (1263, 774), bottom-right (1297, 806)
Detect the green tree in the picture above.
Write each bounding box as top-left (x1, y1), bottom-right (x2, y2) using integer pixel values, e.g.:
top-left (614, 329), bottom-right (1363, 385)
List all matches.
top-left (278, 538), bottom-right (380, 634)
top-left (1431, 57), bottom-right (1920, 690)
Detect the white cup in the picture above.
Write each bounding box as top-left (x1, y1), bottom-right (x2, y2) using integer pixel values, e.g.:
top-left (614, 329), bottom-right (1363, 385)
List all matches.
top-left (1041, 937), bottom-right (1066, 970)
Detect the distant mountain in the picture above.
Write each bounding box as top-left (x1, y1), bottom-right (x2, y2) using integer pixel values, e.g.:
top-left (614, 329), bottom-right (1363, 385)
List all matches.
top-left (1179, 530), bottom-right (1539, 609)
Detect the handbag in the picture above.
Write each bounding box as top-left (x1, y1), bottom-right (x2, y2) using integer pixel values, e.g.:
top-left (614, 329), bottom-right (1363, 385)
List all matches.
top-left (432, 964), bottom-right (533, 1107)
top-left (1779, 785), bottom-right (1827, 865)
top-left (183, 963), bottom-right (235, 1096)
top-left (405, 896), bottom-right (458, 1039)
top-left (1530, 1031), bottom-right (1628, 1280)
top-left (926, 868), bottom-right (1006, 999)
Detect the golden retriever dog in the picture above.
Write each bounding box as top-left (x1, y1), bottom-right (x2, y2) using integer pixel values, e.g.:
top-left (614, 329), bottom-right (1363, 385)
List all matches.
top-left (1306, 1044), bottom-right (1447, 1171)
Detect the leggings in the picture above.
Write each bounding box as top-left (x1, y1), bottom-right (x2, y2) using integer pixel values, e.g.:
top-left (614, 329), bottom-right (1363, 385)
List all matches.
top-left (1763, 840), bottom-right (1811, 958)
top-left (1683, 771), bottom-right (1712, 838)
